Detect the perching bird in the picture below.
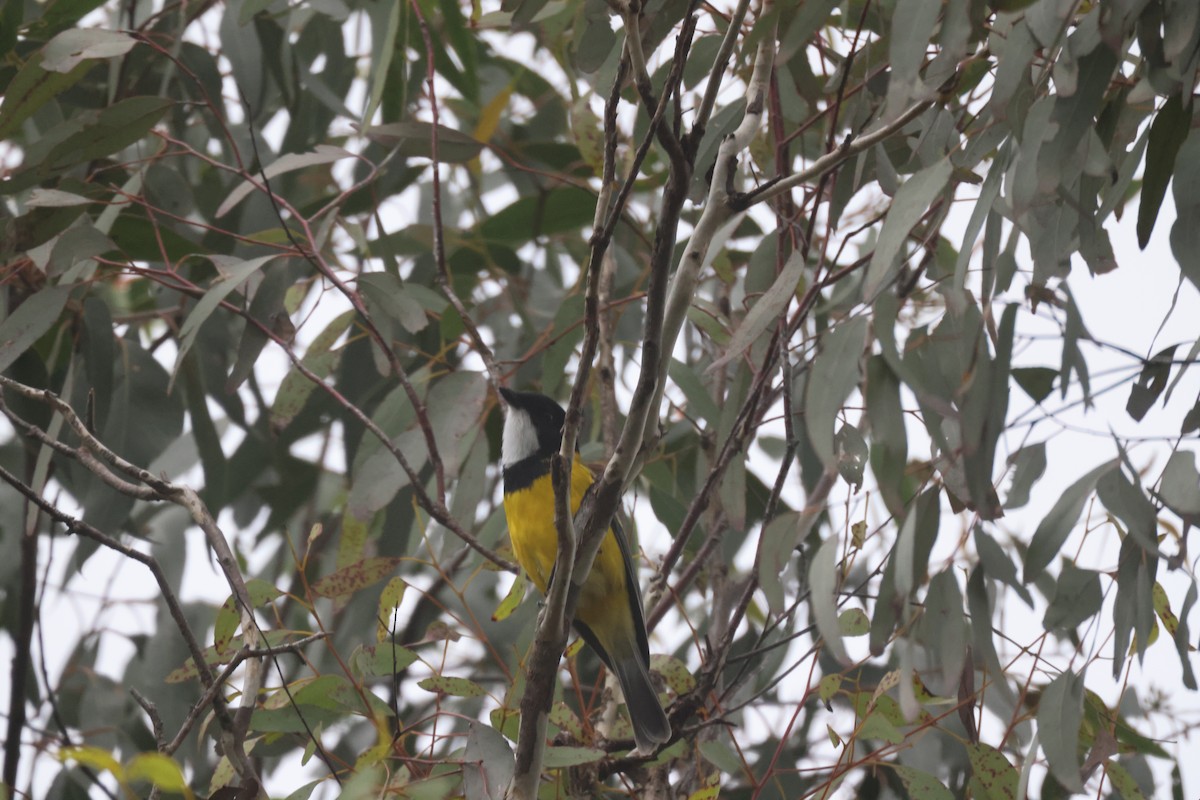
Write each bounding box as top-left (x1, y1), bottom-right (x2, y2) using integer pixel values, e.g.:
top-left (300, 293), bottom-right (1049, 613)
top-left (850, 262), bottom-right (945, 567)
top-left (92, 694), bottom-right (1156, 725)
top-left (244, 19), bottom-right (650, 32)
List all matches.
top-left (498, 387), bottom-right (671, 754)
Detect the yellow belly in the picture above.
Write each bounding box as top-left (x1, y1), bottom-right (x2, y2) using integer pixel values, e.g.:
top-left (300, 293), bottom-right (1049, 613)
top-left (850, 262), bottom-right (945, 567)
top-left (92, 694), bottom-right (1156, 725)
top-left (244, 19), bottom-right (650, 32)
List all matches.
top-left (503, 457), bottom-right (631, 640)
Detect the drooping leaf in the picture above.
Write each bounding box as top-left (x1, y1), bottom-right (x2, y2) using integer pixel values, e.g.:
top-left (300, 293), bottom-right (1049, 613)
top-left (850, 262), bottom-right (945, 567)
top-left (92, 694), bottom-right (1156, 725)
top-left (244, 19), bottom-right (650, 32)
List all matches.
top-left (1003, 441), bottom-right (1046, 510)
top-left (1038, 669), bottom-right (1085, 792)
top-left (1043, 563), bottom-right (1102, 633)
top-left (863, 157), bottom-right (953, 299)
top-left (173, 255), bottom-right (277, 384)
top-left (270, 309), bottom-right (356, 432)
top-left (1138, 92), bottom-right (1189, 248)
top-left (809, 534), bottom-right (849, 665)
top-left (0, 285), bottom-right (72, 373)
top-left (1126, 346), bottom-right (1179, 421)
top-left (805, 316), bottom-right (868, 467)
top-left (463, 722), bottom-right (514, 800)
top-left (758, 511), bottom-right (803, 614)
top-left (708, 250), bottom-right (804, 374)
top-left (920, 570), bottom-right (965, 693)
top-left (1024, 460), bottom-right (1115, 582)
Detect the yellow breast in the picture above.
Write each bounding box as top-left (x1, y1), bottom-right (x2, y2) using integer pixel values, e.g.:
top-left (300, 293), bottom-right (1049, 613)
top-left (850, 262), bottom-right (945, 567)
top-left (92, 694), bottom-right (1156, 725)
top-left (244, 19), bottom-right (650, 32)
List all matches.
top-left (503, 456), bottom-right (630, 628)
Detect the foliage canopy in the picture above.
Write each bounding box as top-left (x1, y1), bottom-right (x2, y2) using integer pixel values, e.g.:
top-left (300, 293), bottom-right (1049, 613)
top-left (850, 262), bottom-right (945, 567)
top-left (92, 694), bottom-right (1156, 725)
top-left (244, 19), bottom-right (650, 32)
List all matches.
top-left (2, 0), bottom-right (1200, 797)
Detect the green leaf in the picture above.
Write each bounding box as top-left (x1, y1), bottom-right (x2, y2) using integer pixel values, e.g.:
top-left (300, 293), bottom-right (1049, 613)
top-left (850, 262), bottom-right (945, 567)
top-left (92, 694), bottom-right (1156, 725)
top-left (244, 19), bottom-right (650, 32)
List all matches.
top-left (214, 578), bottom-right (281, 656)
top-left (0, 53), bottom-right (90, 141)
top-left (1042, 563), bottom-right (1102, 633)
top-left (974, 528), bottom-right (1033, 606)
top-left (1155, 451), bottom-right (1200, 517)
top-left (1138, 93), bottom-right (1189, 249)
top-left (540, 746), bottom-right (606, 768)
top-left (757, 511), bottom-right (810, 614)
top-left (668, 358), bottom-right (719, 426)
top-left (310, 556), bottom-right (402, 598)
top-left (217, 144), bottom-right (352, 217)
top-left (1170, 129), bottom-right (1200, 292)
top-left (489, 564), bottom-right (526, 625)
top-left (966, 742), bottom-right (1018, 800)
top-left (348, 371), bottom-right (488, 519)
top-left (858, 708), bottom-right (904, 744)
top-left (805, 317), bottom-right (868, 467)
top-left (650, 653), bottom-right (696, 694)
top-left (698, 740), bottom-right (743, 775)
top-left (365, 120), bottom-right (485, 163)
top-left (418, 675), bottom-right (486, 697)
top-left (818, 674), bottom-right (841, 705)
top-left (124, 753), bottom-right (188, 792)
top-left (40, 28), bottom-right (135, 72)
top-left (11, 96), bottom-right (173, 189)
top-left (353, 642), bottom-right (419, 679)
top-left (890, 765), bottom-right (954, 800)
top-left (463, 722), bottom-right (514, 800)
top-left (359, 272), bottom-right (429, 334)
top-left (837, 608), bottom-right (869, 636)
top-left (1012, 366), bottom-right (1057, 403)
top-left (377, 577), bottom-right (407, 642)
top-left (834, 423), bottom-right (869, 491)
top-left (708, 250), bottom-right (803, 374)
top-left (0, 285), bottom-right (71, 373)
top-left (863, 157), bottom-right (953, 298)
top-left (1104, 760), bottom-right (1147, 800)
top-left (886, 0), bottom-right (941, 114)
top-left (920, 570), bottom-right (965, 692)
top-left (1038, 669), bottom-right (1085, 792)
top-left (1024, 460), bottom-right (1115, 582)
top-left (866, 355), bottom-right (909, 516)
top-left (479, 186), bottom-right (596, 245)
top-left (173, 255), bottom-right (277, 385)
top-left (270, 309), bottom-right (356, 431)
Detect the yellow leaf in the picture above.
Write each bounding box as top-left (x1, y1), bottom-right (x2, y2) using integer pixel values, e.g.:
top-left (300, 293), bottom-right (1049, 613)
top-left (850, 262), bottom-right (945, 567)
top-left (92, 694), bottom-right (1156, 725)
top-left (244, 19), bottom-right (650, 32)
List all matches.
top-left (58, 746), bottom-right (122, 778)
top-left (125, 752), bottom-right (193, 798)
top-left (377, 577), bottom-right (407, 642)
top-left (470, 84), bottom-right (514, 173)
top-left (492, 572), bottom-right (525, 621)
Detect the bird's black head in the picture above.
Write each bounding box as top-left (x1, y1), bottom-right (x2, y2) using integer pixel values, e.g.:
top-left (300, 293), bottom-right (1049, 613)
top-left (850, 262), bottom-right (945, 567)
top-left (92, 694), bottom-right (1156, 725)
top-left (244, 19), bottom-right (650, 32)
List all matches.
top-left (499, 387), bottom-right (567, 466)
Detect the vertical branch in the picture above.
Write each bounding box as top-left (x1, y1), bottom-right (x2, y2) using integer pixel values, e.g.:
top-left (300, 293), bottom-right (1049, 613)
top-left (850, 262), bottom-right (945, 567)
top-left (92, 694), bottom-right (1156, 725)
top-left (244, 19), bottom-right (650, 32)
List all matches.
top-left (636, 0), bottom-right (777, 460)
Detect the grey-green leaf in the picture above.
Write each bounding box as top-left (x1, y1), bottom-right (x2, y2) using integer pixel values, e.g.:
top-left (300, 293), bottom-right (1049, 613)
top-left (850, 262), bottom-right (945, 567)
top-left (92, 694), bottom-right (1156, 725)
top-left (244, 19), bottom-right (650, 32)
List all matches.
top-left (174, 255), bottom-right (277, 385)
top-left (1004, 441), bottom-right (1046, 510)
top-left (1024, 460), bottom-right (1115, 582)
top-left (708, 250), bottom-right (804, 374)
top-left (1043, 563), bottom-right (1102, 633)
top-left (0, 285), bottom-right (72, 374)
top-left (810, 535), bottom-right (849, 665)
top-left (805, 316), bottom-right (868, 467)
top-left (863, 157), bottom-right (953, 299)
top-left (1037, 669), bottom-right (1085, 792)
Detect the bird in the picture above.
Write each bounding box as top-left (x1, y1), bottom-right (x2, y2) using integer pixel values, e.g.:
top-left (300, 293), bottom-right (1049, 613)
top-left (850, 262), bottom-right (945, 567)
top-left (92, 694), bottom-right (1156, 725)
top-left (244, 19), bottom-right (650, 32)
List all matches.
top-left (498, 386), bottom-right (671, 754)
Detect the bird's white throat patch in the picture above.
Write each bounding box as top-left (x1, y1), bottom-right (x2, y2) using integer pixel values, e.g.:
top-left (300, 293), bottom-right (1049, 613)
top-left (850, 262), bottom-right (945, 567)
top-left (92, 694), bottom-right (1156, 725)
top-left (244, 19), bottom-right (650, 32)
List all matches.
top-left (501, 407), bottom-right (540, 466)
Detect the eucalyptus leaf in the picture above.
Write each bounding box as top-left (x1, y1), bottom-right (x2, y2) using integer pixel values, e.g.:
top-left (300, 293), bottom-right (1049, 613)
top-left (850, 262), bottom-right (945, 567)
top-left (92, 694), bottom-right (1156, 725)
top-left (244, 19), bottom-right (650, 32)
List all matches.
top-left (805, 317), bottom-right (868, 467)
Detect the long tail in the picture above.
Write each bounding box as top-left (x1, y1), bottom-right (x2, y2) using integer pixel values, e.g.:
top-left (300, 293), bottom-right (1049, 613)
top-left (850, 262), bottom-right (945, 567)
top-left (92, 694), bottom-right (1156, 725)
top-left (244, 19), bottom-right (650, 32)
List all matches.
top-left (611, 653), bottom-right (671, 753)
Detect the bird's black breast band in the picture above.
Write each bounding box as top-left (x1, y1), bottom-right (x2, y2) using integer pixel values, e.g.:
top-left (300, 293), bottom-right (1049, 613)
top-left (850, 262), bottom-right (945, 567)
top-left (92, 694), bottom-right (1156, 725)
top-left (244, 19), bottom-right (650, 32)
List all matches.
top-left (502, 455), bottom-right (550, 493)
